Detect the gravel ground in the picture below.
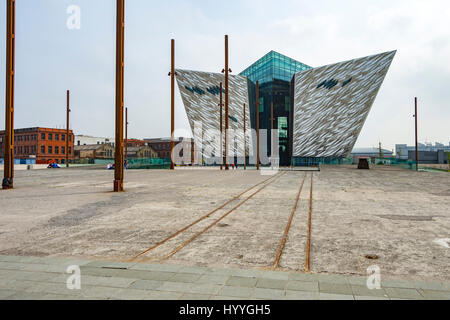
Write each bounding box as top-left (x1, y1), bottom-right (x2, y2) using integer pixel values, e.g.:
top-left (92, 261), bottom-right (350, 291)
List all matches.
top-left (0, 165), bottom-right (448, 282)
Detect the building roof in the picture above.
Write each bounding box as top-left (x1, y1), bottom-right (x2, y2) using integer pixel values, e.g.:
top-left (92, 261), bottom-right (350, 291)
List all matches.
top-left (351, 148), bottom-right (393, 154)
top-left (0, 127), bottom-right (73, 134)
top-left (75, 135), bottom-right (113, 143)
top-left (126, 138), bottom-right (145, 142)
top-left (75, 144), bottom-right (112, 151)
top-left (144, 137), bottom-right (192, 143)
top-left (239, 50), bottom-right (311, 84)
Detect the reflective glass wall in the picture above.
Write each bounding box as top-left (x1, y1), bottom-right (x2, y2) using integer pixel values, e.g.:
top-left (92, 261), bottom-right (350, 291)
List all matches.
top-left (240, 51), bottom-right (311, 84)
top-left (240, 51), bottom-right (311, 165)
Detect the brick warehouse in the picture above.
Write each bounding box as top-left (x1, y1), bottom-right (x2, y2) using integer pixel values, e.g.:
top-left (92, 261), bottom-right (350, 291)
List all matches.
top-left (0, 127), bottom-right (74, 164)
top-left (145, 137), bottom-right (196, 162)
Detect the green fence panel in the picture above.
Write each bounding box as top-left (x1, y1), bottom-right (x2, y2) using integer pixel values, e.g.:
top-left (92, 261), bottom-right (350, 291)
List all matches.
top-left (127, 158), bottom-right (171, 169)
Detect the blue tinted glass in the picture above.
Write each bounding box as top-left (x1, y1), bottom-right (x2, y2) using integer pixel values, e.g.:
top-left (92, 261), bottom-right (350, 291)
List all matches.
top-left (240, 51), bottom-right (311, 84)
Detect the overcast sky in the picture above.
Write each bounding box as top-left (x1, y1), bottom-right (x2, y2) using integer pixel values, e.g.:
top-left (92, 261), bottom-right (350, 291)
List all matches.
top-left (0, 0), bottom-right (448, 151)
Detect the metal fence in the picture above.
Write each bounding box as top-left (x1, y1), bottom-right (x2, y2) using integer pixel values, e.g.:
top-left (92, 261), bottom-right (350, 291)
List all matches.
top-left (369, 157), bottom-right (449, 172)
top-left (291, 157), bottom-right (353, 167)
top-left (61, 156), bottom-right (450, 172)
top-left (127, 158), bottom-right (171, 170)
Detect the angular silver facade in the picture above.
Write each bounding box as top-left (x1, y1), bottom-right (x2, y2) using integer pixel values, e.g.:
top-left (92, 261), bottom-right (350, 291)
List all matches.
top-left (175, 69), bottom-right (252, 158)
top-left (292, 51), bottom-right (396, 158)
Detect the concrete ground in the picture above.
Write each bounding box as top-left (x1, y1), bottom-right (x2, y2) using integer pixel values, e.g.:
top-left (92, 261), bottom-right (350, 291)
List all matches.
top-left (0, 166), bottom-right (448, 286)
top-left (1, 254), bottom-right (449, 300)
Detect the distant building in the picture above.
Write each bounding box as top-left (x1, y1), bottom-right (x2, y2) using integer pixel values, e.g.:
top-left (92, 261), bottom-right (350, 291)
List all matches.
top-left (0, 127), bottom-right (74, 164)
top-left (74, 144), bottom-right (114, 160)
top-left (75, 135), bottom-right (114, 147)
top-left (125, 139), bottom-right (147, 148)
top-left (396, 142), bottom-right (450, 159)
top-left (144, 137), bottom-right (195, 160)
top-left (126, 145), bottom-right (157, 159)
top-left (408, 150), bottom-right (449, 164)
top-left (351, 147), bottom-right (393, 163)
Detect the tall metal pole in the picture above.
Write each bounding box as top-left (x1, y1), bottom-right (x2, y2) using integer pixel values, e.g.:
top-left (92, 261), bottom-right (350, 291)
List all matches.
top-left (170, 39), bottom-right (175, 170)
top-left (114, 0), bottom-right (125, 192)
top-left (66, 90), bottom-right (70, 168)
top-left (271, 101), bottom-right (274, 169)
top-left (125, 107), bottom-right (128, 169)
top-left (414, 97), bottom-right (418, 171)
top-left (243, 103), bottom-right (246, 170)
top-left (256, 81), bottom-right (260, 170)
top-left (3, 0), bottom-right (15, 190)
top-left (224, 35), bottom-right (229, 170)
top-left (220, 82), bottom-right (223, 170)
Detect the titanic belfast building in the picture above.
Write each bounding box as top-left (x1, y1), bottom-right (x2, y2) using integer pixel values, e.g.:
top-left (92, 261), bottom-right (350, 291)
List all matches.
top-left (175, 50), bottom-right (396, 166)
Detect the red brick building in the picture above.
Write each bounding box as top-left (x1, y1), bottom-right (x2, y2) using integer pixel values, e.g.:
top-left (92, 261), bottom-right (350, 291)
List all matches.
top-left (125, 139), bottom-right (146, 148)
top-left (0, 127), bottom-right (74, 164)
top-left (144, 137), bottom-right (196, 163)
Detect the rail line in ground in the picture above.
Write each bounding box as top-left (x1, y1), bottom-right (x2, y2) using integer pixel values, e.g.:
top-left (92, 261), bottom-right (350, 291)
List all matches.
top-left (158, 172), bottom-right (285, 261)
top-left (305, 173), bottom-right (313, 272)
top-left (271, 172), bottom-right (314, 272)
top-left (272, 172), bottom-right (307, 269)
top-left (128, 172), bottom-right (282, 262)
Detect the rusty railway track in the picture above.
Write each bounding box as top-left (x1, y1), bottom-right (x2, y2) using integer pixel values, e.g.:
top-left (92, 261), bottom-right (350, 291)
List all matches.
top-left (305, 173), bottom-right (313, 272)
top-left (272, 172), bottom-right (307, 269)
top-left (159, 172), bottom-right (285, 261)
top-left (128, 172), bottom-right (282, 262)
top-left (129, 170), bottom-right (314, 273)
top-left (272, 172), bottom-right (314, 272)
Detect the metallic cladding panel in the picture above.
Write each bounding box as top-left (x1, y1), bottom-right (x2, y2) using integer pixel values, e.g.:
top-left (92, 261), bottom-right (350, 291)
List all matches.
top-left (292, 51), bottom-right (396, 158)
top-left (175, 69), bottom-right (252, 157)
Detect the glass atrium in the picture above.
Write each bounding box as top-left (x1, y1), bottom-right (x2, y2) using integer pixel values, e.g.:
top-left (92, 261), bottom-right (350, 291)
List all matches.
top-left (240, 51), bottom-right (311, 84)
top-left (239, 51), bottom-right (311, 166)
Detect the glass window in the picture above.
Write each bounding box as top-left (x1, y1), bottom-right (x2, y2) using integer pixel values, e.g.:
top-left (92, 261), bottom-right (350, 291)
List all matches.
top-left (41, 133), bottom-right (45, 140)
top-left (41, 146), bottom-right (45, 154)
top-left (55, 134), bottom-right (59, 141)
top-left (61, 146), bottom-right (65, 154)
top-left (62, 134), bottom-right (65, 141)
top-left (278, 117), bottom-right (288, 138)
top-left (48, 133), bottom-right (53, 141)
top-left (48, 146), bottom-right (52, 154)
top-left (285, 96), bottom-right (290, 112)
top-left (55, 146), bottom-right (59, 154)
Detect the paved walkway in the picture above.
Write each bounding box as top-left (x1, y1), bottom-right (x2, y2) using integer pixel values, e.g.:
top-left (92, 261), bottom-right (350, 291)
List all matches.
top-left (0, 255), bottom-right (449, 300)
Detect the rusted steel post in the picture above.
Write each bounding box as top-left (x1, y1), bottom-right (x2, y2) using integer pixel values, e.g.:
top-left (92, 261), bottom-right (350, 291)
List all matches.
top-left (114, 0), bottom-right (125, 192)
top-left (224, 35), bottom-right (229, 170)
top-left (256, 81), bottom-right (260, 170)
top-left (305, 174), bottom-right (313, 272)
top-left (3, 0), bottom-right (15, 190)
top-left (125, 107), bottom-right (128, 169)
top-left (66, 90), bottom-right (70, 168)
top-left (271, 101), bottom-right (274, 169)
top-left (220, 82), bottom-right (223, 170)
top-left (191, 139), bottom-right (194, 165)
top-left (170, 39), bottom-right (175, 170)
top-left (414, 97), bottom-right (418, 171)
top-left (243, 103), bottom-right (246, 170)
